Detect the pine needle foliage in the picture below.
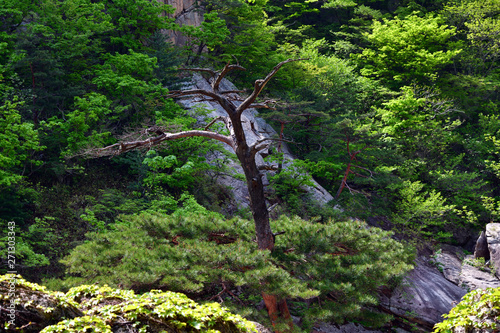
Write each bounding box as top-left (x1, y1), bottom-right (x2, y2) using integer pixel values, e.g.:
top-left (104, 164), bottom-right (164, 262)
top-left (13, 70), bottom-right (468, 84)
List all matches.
top-left (57, 212), bottom-right (414, 328)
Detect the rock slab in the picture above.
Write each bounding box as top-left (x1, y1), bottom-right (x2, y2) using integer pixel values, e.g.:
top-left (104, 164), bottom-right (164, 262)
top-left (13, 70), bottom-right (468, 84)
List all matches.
top-left (380, 259), bottom-right (466, 329)
top-left (486, 223), bottom-right (500, 279)
top-left (434, 246), bottom-right (500, 292)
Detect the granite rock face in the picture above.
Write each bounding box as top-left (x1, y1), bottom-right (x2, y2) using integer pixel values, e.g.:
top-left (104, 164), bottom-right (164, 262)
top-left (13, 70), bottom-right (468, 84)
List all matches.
top-left (486, 223), bottom-right (500, 279)
top-left (474, 231), bottom-right (490, 260)
top-left (160, 0), bottom-right (203, 46)
top-left (379, 259), bottom-right (466, 330)
top-left (434, 245), bottom-right (500, 291)
top-left (312, 322), bottom-right (393, 333)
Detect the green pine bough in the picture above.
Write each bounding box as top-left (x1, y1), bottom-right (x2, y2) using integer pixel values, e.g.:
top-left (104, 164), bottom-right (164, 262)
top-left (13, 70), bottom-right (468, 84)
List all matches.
top-left (52, 212), bottom-right (414, 330)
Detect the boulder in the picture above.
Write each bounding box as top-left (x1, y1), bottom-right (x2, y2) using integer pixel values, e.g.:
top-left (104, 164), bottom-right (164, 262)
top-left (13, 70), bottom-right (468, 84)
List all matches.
top-left (486, 223), bottom-right (500, 279)
top-left (312, 322), bottom-right (389, 333)
top-left (434, 245), bottom-right (463, 285)
top-left (474, 231), bottom-right (490, 260)
top-left (0, 275), bottom-right (82, 332)
top-left (380, 259), bottom-right (466, 330)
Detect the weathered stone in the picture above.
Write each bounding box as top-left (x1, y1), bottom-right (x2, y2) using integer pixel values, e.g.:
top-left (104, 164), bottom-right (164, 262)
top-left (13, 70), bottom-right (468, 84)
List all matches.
top-left (434, 245), bottom-right (463, 285)
top-left (380, 259), bottom-right (466, 330)
top-left (160, 0), bottom-right (204, 46)
top-left (486, 223), bottom-right (500, 279)
top-left (474, 231), bottom-right (490, 260)
top-left (432, 247), bottom-right (500, 292)
top-left (164, 0), bottom-right (197, 18)
top-left (460, 255), bottom-right (500, 291)
top-left (250, 321), bottom-right (272, 333)
top-left (0, 276), bottom-right (83, 332)
top-left (312, 322), bottom-right (384, 333)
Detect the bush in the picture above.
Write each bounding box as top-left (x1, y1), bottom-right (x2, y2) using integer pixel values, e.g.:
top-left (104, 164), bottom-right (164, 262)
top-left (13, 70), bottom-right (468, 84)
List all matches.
top-left (0, 274), bottom-right (255, 333)
top-left (434, 287), bottom-right (500, 332)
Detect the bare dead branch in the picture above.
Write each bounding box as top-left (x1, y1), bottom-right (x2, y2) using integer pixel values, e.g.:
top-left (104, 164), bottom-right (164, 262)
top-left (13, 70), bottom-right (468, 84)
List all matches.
top-left (167, 89), bottom-right (220, 101)
top-left (178, 64), bottom-right (246, 92)
top-left (250, 137), bottom-right (295, 151)
top-left (350, 165), bottom-right (374, 177)
top-left (237, 58), bottom-right (307, 115)
top-left (213, 63), bottom-right (246, 91)
top-left (249, 100), bottom-right (278, 110)
top-left (252, 143), bottom-right (270, 155)
top-left (204, 116), bottom-right (226, 131)
top-left (94, 130), bottom-right (234, 157)
top-left (350, 171), bottom-right (369, 178)
top-left (178, 67), bottom-right (217, 77)
top-left (345, 182), bottom-right (361, 195)
top-left (267, 203), bottom-right (279, 212)
top-left (220, 90), bottom-right (246, 94)
top-left (258, 165), bottom-right (279, 171)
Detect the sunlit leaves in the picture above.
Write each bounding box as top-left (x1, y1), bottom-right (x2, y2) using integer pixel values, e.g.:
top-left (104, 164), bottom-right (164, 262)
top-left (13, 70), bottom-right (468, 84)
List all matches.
top-left (434, 287), bottom-right (500, 333)
top-left (356, 13), bottom-right (461, 84)
top-left (0, 98), bottom-right (43, 187)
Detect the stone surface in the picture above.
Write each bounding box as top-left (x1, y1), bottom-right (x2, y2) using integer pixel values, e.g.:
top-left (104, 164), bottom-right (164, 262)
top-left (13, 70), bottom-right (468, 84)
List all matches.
top-left (312, 322), bottom-right (384, 333)
top-left (460, 256), bottom-right (500, 291)
top-left (486, 223), bottom-right (500, 279)
top-left (380, 259), bottom-right (466, 329)
top-left (0, 277), bottom-right (83, 332)
top-left (176, 74), bottom-right (334, 209)
top-left (250, 321), bottom-right (272, 333)
top-left (434, 247), bottom-right (500, 292)
top-left (474, 231), bottom-right (490, 260)
top-left (161, 0), bottom-right (203, 46)
top-left (434, 245), bottom-right (464, 285)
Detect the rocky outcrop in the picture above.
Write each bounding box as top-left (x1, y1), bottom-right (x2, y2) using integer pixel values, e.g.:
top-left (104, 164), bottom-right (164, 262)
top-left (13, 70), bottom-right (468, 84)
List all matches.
top-left (486, 223), bottom-right (500, 279)
top-left (434, 245), bottom-right (500, 291)
top-left (433, 287), bottom-right (500, 333)
top-left (176, 74), bottom-right (334, 209)
top-left (379, 259), bottom-right (466, 331)
top-left (1, 275), bottom-right (255, 333)
top-left (474, 231), bottom-right (490, 260)
top-left (161, 0), bottom-right (203, 46)
top-left (0, 275), bottom-right (83, 332)
top-left (312, 322), bottom-right (394, 333)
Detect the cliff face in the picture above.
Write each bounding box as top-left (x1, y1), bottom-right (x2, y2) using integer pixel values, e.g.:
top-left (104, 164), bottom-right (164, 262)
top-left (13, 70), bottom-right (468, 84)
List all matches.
top-left (161, 0), bottom-right (203, 45)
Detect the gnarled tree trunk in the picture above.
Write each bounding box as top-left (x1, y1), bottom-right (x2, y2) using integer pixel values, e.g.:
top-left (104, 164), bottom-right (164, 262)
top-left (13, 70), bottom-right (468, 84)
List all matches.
top-left (95, 60), bottom-right (303, 331)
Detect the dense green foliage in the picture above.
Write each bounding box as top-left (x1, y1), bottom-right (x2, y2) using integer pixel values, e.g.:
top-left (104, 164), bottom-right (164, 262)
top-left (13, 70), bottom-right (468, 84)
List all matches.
top-left (1, 274), bottom-right (255, 332)
top-left (49, 212), bottom-right (413, 329)
top-left (433, 287), bottom-right (500, 332)
top-left (1, 0), bottom-right (500, 330)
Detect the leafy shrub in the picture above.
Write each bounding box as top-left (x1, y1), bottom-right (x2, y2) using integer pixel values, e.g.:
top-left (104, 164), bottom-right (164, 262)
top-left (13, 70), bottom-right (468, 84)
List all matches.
top-left (1, 274), bottom-right (255, 333)
top-left (434, 287), bottom-right (500, 332)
